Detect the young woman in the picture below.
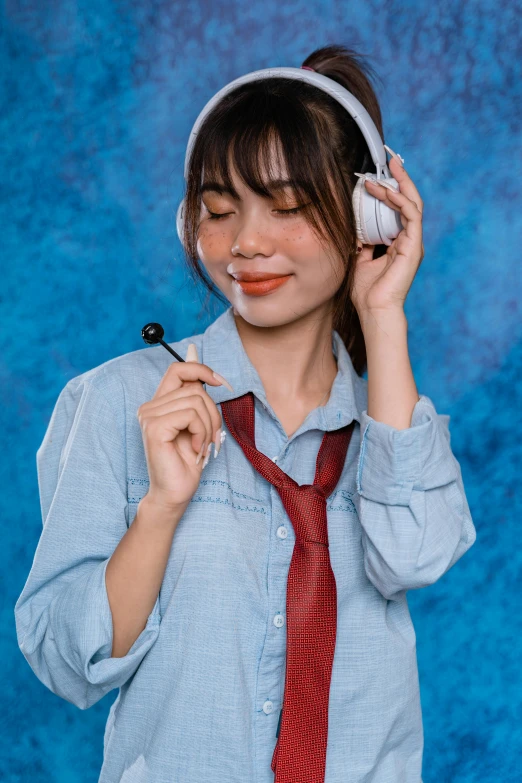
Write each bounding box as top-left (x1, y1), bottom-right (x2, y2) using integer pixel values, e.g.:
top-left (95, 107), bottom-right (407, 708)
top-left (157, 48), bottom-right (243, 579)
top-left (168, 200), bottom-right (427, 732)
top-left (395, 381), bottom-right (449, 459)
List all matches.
top-left (15, 45), bottom-right (476, 783)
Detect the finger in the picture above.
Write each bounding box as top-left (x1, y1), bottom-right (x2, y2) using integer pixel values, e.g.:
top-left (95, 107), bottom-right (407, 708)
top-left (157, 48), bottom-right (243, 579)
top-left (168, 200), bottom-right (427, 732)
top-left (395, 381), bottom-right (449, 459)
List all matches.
top-left (159, 385), bottom-right (223, 438)
top-left (385, 156), bottom-right (423, 212)
top-left (145, 377), bottom-right (223, 437)
top-left (183, 343), bottom-right (218, 436)
top-left (152, 359), bottom-right (231, 401)
top-left (365, 181), bottom-right (421, 222)
top-left (145, 406), bottom-right (208, 458)
top-left (140, 392), bottom-right (218, 451)
top-left (365, 181), bottom-right (423, 245)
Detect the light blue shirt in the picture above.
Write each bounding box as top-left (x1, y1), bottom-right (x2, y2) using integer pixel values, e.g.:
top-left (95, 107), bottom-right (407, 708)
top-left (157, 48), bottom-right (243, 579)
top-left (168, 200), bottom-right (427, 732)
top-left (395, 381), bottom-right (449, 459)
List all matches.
top-left (14, 305), bottom-right (476, 783)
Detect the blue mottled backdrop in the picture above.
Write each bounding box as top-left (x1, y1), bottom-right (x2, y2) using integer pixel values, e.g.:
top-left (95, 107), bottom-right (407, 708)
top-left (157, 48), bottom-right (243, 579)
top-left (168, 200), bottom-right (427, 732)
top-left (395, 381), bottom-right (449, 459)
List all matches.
top-left (2, 1), bottom-right (521, 781)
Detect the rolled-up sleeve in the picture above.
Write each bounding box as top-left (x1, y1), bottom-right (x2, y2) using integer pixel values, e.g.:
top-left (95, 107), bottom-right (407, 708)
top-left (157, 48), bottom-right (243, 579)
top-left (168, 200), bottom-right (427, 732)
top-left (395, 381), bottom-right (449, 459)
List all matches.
top-left (14, 375), bottom-right (161, 710)
top-left (353, 393), bottom-right (477, 601)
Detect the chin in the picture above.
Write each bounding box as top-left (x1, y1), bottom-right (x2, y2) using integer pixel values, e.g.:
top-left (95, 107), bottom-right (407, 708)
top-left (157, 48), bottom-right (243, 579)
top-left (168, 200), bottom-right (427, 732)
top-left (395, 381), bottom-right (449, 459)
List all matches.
top-left (232, 298), bottom-right (318, 330)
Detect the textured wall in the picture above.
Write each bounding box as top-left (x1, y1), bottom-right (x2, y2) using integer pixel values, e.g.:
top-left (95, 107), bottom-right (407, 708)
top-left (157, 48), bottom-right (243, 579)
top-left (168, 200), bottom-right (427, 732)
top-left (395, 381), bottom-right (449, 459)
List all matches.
top-left (2, 1), bottom-right (521, 781)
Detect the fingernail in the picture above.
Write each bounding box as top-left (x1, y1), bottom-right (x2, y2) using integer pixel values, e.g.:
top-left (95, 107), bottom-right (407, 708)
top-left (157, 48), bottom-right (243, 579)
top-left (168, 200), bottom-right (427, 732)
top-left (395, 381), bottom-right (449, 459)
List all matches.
top-left (372, 179), bottom-right (399, 193)
top-left (214, 427), bottom-right (222, 457)
top-left (202, 442), bottom-right (213, 469)
top-left (186, 343), bottom-right (199, 362)
top-left (195, 440), bottom-right (207, 465)
top-left (214, 428), bottom-right (226, 457)
top-left (384, 144), bottom-right (405, 167)
top-left (358, 173), bottom-right (399, 193)
top-left (355, 172), bottom-right (380, 185)
top-left (212, 371), bottom-right (234, 392)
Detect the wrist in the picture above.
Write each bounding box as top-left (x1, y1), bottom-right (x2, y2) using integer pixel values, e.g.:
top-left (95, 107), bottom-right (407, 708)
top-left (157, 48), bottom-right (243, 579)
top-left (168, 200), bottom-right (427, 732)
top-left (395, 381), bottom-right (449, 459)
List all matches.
top-left (137, 492), bottom-right (188, 529)
top-left (358, 306), bottom-right (407, 334)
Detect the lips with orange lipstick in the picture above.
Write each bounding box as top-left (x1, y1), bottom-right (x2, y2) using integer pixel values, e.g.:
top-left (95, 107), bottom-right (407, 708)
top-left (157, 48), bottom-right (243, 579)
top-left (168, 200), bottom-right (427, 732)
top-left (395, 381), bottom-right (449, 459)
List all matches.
top-left (231, 270), bottom-right (293, 296)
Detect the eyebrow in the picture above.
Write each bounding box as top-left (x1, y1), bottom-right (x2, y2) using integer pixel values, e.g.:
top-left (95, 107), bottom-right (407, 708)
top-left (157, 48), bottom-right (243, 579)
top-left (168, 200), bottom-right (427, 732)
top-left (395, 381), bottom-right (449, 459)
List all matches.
top-left (200, 179), bottom-right (297, 199)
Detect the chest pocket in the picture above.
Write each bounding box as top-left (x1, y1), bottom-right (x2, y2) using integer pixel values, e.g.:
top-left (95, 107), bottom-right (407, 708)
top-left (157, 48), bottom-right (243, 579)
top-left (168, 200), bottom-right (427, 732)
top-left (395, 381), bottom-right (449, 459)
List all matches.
top-left (127, 476), bottom-right (150, 505)
top-left (127, 475), bottom-right (268, 515)
top-left (168, 477), bottom-right (271, 583)
top-left (190, 477), bottom-right (267, 515)
top-left (327, 487), bottom-right (357, 513)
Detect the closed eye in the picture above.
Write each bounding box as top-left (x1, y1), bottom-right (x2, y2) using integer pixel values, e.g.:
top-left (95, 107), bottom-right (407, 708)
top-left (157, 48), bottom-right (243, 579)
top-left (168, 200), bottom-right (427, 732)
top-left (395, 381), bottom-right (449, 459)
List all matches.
top-left (206, 205), bottom-right (308, 220)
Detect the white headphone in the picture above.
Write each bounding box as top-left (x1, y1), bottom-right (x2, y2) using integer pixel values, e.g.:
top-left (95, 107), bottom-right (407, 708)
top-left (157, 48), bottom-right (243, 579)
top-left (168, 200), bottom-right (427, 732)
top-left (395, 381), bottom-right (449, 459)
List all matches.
top-left (176, 66), bottom-right (403, 248)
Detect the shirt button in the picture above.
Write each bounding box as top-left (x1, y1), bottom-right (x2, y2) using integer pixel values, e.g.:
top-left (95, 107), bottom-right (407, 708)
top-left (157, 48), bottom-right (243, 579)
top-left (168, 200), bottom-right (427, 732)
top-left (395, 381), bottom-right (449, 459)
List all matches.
top-left (272, 456), bottom-right (278, 462)
top-left (276, 526), bottom-right (288, 539)
top-left (263, 700), bottom-right (274, 714)
top-left (273, 613), bottom-right (285, 628)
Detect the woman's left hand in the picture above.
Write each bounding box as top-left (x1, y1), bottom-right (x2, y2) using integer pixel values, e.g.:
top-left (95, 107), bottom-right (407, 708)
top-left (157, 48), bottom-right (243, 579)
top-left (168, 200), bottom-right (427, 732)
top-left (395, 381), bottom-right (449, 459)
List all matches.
top-left (351, 153), bottom-right (425, 317)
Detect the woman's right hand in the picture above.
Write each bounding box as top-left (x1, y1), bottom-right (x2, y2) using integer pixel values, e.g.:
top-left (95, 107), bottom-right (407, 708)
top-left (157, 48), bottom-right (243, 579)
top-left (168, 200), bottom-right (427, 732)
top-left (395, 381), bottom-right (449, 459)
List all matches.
top-left (136, 343), bottom-right (232, 513)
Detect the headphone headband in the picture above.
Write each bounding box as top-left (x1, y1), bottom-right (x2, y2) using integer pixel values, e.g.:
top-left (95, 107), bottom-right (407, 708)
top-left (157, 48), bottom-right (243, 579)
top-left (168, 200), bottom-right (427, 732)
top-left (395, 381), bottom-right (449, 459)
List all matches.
top-left (182, 66), bottom-right (389, 182)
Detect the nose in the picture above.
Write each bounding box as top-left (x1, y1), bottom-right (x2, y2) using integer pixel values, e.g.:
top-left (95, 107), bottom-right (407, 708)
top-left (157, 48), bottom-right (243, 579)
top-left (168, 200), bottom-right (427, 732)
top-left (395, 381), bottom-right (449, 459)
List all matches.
top-left (230, 214), bottom-right (275, 258)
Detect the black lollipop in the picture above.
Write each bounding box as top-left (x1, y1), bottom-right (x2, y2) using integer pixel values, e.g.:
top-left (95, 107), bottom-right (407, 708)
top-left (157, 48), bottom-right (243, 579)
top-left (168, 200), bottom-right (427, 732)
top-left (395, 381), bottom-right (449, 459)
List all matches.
top-left (141, 322), bottom-right (186, 363)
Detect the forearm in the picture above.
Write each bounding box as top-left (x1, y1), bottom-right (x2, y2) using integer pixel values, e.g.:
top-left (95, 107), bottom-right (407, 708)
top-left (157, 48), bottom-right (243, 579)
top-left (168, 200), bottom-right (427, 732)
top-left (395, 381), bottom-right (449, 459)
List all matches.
top-left (359, 308), bottom-right (420, 430)
top-left (105, 494), bottom-right (186, 658)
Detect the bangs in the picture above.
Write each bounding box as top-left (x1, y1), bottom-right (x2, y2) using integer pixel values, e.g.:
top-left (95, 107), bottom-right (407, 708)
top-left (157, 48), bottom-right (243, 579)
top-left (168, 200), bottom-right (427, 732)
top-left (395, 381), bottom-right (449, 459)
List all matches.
top-left (199, 90), bottom-right (326, 205)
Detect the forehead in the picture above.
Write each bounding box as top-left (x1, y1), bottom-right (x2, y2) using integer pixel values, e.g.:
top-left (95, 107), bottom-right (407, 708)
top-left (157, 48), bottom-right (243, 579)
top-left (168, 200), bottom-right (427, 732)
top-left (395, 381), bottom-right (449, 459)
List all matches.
top-left (200, 137), bottom-right (291, 194)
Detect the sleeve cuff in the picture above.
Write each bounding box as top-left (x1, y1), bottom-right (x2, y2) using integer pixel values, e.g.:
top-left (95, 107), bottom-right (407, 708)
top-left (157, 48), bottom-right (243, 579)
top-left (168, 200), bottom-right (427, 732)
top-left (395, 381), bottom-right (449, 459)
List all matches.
top-left (50, 557), bottom-right (161, 691)
top-left (356, 394), bottom-right (459, 506)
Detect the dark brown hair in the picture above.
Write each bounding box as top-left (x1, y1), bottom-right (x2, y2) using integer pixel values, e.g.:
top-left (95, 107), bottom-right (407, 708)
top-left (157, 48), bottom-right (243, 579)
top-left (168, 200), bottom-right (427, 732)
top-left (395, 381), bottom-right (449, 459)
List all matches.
top-left (180, 44), bottom-right (387, 376)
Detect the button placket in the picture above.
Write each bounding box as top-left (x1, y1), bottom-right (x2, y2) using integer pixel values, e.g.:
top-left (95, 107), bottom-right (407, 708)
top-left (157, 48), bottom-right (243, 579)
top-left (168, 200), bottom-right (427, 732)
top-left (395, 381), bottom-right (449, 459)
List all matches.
top-left (252, 422), bottom-right (290, 747)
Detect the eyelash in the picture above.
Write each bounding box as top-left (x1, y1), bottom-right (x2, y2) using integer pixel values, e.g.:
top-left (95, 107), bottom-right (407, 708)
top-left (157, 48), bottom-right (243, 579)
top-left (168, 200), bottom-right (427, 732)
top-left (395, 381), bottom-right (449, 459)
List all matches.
top-left (206, 206), bottom-right (305, 220)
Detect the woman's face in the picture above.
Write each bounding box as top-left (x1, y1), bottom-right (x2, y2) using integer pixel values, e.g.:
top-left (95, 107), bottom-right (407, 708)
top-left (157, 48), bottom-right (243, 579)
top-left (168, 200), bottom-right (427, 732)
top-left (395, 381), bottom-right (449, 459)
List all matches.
top-left (196, 151), bottom-right (346, 328)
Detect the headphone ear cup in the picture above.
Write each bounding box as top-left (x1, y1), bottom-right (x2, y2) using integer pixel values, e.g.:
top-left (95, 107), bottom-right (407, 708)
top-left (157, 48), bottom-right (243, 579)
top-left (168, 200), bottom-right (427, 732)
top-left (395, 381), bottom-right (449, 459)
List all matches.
top-left (352, 177), bottom-right (370, 245)
top-left (352, 176), bottom-right (403, 246)
top-left (176, 200), bottom-right (185, 247)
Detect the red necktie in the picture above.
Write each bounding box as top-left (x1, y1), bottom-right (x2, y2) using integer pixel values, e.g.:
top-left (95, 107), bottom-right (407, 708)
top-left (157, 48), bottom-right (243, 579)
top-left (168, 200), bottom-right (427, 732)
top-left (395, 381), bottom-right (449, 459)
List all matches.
top-left (220, 392), bottom-right (354, 783)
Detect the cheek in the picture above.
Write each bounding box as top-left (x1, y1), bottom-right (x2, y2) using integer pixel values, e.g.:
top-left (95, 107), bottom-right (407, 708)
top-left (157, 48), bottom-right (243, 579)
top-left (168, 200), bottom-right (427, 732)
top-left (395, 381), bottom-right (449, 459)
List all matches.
top-left (196, 224), bottom-right (228, 260)
top-left (279, 222), bottom-right (336, 268)
top-left (277, 219), bottom-right (328, 260)
top-left (290, 225), bottom-right (346, 286)
top-left (277, 219), bottom-right (314, 246)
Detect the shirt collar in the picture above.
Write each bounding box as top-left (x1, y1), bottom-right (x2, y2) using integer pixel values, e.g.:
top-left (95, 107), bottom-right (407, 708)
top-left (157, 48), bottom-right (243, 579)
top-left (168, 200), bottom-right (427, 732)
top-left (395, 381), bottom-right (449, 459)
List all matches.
top-left (194, 306), bottom-right (364, 433)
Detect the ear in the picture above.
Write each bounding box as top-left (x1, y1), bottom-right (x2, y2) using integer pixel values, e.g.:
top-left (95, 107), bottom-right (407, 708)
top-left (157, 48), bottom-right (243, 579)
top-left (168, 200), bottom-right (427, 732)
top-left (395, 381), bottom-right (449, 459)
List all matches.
top-left (357, 243), bottom-right (375, 254)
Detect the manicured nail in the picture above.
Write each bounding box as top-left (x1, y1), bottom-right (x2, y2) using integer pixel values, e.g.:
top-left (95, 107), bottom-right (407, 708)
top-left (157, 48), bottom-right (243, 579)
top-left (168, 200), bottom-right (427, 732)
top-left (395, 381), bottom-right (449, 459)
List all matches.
top-left (358, 174), bottom-right (399, 193)
top-left (186, 343), bottom-right (198, 362)
top-left (383, 144), bottom-right (405, 166)
top-left (212, 371), bottom-right (234, 392)
top-left (372, 180), bottom-right (399, 193)
top-left (355, 172), bottom-right (381, 185)
top-left (214, 428), bottom-right (226, 457)
top-left (195, 441), bottom-right (207, 465)
top-left (202, 442), bottom-right (213, 469)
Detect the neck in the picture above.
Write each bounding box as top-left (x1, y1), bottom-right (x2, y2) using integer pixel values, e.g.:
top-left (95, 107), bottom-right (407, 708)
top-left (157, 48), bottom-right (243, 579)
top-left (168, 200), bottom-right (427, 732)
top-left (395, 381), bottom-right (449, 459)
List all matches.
top-left (233, 305), bottom-right (338, 406)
